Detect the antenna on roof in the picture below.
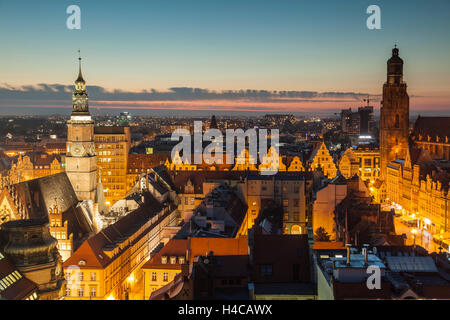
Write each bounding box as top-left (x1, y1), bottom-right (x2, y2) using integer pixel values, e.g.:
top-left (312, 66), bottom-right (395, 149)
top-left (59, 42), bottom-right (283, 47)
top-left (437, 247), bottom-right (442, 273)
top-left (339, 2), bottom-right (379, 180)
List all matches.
top-left (363, 95), bottom-right (371, 107)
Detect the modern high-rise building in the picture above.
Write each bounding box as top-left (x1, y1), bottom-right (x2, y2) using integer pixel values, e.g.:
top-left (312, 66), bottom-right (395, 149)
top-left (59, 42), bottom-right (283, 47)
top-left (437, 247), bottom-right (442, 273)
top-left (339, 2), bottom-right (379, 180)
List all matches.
top-left (65, 55), bottom-right (98, 201)
top-left (340, 106), bottom-right (375, 137)
top-left (358, 106), bottom-right (375, 136)
top-left (379, 47), bottom-right (410, 178)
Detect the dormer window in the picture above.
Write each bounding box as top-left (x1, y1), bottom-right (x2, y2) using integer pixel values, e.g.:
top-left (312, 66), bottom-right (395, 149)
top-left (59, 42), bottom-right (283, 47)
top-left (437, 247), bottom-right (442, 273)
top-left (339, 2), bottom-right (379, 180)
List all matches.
top-left (161, 256), bottom-right (167, 264)
top-left (170, 257), bottom-right (177, 264)
top-left (179, 257), bottom-right (185, 264)
top-left (78, 260), bottom-right (86, 266)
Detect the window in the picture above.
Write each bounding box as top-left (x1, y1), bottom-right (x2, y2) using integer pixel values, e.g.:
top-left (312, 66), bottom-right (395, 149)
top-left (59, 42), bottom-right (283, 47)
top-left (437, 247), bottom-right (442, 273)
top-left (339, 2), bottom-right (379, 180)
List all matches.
top-left (78, 272), bottom-right (84, 281)
top-left (163, 273), bottom-right (168, 282)
top-left (78, 287), bottom-right (84, 297)
top-left (260, 264), bottom-right (273, 277)
top-left (283, 199), bottom-right (289, 207)
top-left (170, 257), bottom-right (176, 264)
top-left (178, 257), bottom-right (185, 264)
top-left (66, 288), bottom-right (71, 297)
top-left (161, 256), bottom-right (167, 264)
top-left (90, 272), bottom-right (96, 281)
top-left (90, 287), bottom-right (97, 297)
top-left (152, 272), bottom-right (157, 281)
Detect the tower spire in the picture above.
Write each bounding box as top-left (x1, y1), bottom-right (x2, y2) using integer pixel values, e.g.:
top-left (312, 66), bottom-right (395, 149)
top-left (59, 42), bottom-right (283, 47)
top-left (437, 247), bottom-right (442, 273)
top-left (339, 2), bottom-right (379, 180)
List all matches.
top-left (76, 49), bottom-right (85, 83)
top-left (72, 50), bottom-right (89, 114)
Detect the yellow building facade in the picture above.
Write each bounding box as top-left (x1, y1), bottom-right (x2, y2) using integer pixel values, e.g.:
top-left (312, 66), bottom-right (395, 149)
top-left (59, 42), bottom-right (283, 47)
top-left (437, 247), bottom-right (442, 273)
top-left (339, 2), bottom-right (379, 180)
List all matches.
top-left (310, 142), bottom-right (337, 179)
top-left (7, 154), bottom-right (64, 185)
top-left (384, 152), bottom-right (449, 235)
top-left (94, 126), bottom-right (131, 206)
top-left (339, 147), bottom-right (380, 181)
top-left (63, 204), bottom-right (178, 300)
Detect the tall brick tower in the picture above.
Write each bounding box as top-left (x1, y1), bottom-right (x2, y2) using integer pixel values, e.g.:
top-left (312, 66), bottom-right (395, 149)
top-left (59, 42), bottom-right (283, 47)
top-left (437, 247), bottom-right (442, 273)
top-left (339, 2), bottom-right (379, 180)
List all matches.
top-left (380, 46), bottom-right (410, 178)
top-left (66, 53), bottom-right (97, 201)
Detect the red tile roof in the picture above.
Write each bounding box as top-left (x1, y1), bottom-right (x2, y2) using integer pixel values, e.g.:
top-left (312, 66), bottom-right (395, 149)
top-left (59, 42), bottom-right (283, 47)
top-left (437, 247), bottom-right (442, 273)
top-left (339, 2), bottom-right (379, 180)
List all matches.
top-left (189, 236), bottom-right (249, 262)
top-left (142, 239), bottom-right (188, 270)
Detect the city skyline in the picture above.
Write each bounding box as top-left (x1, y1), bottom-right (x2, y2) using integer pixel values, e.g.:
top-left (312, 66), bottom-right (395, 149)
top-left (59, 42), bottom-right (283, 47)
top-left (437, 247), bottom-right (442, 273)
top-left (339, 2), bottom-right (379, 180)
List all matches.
top-left (0, 1), bottom-right (449, 302)
top-left (1, 0), bottom-right (450, 115)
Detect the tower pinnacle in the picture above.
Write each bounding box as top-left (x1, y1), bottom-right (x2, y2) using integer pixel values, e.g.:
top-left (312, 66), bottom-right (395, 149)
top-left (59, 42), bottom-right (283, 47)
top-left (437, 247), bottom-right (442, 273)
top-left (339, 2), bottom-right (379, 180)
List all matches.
top-left (76, 49), bottom-right (85, 84)
top-left (72, 51), bottom-right (89, 115)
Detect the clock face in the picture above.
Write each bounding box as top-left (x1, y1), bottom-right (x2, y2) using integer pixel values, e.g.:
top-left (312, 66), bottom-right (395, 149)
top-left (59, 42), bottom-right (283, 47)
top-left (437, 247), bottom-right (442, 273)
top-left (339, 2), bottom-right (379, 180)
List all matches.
top-left (71, 143), bottom-right (85, 157)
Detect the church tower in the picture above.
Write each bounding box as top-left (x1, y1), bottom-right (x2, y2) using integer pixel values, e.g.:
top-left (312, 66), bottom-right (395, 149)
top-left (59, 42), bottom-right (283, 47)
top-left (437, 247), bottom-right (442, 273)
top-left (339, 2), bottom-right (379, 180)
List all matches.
top-left (66, 53), bottom-right (97, 201)
top-left (380, 46), bottom-right (410, 178)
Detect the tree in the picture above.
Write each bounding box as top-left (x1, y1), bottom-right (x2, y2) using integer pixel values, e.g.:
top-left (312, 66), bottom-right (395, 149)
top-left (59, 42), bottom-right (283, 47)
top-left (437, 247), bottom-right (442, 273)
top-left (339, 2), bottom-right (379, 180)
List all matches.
top-left (314, 227), bottom-right (331, 242)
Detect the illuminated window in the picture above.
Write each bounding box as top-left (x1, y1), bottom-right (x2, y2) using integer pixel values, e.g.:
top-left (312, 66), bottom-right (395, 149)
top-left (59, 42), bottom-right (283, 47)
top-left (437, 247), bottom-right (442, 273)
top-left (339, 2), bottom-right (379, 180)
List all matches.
top-left (163, 273), bottom-right (168, 282)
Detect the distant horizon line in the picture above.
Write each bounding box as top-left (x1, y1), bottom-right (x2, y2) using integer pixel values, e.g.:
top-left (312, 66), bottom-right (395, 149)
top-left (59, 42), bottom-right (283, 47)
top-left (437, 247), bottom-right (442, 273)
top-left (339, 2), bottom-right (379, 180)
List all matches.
top-left (0, 107), bottom-right (449, 119)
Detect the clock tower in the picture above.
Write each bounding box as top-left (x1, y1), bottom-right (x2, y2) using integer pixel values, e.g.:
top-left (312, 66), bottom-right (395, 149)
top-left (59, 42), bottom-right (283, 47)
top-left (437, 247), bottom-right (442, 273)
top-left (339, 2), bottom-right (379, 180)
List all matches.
top-left (66, 53), bottom-right (97, 201)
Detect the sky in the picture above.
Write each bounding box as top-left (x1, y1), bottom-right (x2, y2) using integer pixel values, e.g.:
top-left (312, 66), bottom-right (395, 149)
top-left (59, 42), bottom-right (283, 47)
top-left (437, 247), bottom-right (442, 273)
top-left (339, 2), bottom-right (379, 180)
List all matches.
top-left (1, 0), bottom-right (450, 116)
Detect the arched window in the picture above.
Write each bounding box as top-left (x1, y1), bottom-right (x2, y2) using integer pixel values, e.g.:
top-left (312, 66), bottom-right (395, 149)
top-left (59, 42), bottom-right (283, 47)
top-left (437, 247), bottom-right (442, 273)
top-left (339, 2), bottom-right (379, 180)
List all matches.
top-left (395, 114), bottom-right (400, 128)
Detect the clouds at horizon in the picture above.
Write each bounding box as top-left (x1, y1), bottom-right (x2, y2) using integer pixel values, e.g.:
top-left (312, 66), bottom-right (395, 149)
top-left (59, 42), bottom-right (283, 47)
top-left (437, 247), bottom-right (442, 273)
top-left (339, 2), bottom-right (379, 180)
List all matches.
top-left (0, 83), bottom-right (377, 101)
top-left (0, 83), bottom-right (448, 115)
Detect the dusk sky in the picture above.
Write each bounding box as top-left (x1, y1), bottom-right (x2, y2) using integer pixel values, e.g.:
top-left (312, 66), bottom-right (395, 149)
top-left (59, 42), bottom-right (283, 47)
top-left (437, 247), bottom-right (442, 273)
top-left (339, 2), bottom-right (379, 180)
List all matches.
top-left (1, 0), bottom-right (450, 115)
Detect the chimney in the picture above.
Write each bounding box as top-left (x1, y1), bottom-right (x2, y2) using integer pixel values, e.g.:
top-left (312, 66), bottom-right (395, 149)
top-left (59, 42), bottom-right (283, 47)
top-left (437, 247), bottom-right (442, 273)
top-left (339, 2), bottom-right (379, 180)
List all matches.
top-left (363, 244), bottom-right (369, 266)
top-left (346, 244), bottom-right (352, 265)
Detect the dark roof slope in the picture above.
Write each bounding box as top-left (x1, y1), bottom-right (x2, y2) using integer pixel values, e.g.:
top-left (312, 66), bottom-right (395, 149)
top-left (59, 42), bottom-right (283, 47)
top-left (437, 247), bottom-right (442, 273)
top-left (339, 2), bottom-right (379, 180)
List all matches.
top-left (412, 116), bottom-right (450, 141)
